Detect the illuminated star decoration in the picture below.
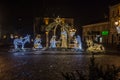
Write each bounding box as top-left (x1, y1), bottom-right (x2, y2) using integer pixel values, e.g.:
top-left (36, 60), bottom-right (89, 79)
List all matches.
top-left (54, 16), bottom-right (62, 24)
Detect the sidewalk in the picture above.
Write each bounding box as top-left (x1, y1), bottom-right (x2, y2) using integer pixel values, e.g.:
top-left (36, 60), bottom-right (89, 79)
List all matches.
top-left (104, 44), bottom-right (120, 54)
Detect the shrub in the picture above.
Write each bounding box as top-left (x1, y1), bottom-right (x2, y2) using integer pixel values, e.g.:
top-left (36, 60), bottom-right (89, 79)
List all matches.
top-left (62, 54), bottom-right (120, 80)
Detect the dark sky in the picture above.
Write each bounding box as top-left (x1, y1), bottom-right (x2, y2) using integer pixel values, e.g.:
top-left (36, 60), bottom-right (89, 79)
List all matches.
top-left (0, 0), bottom-right (120, 33)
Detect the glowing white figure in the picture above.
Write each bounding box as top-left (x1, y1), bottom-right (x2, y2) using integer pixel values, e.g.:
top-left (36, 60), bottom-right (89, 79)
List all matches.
top-left (73, 37), bottom-right (78, 48)
top-left (34, 37), bottom-right (42, 48)
top-left (13, 35), bottom-right (30, 49)
top-left (76, 35), bottom-right (82, 49)
top-left (61, 29), bottom-right (67, 48)
top-left (50, 36), bottom-right (56, 48)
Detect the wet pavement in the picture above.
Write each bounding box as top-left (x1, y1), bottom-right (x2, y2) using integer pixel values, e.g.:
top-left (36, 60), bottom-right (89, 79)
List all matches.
top-left (0, 50), bottom-right (120, 80)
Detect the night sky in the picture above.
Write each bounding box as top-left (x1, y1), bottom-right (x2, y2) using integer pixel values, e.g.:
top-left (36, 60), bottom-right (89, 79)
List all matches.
top-left (0, 0), bottom-right (120, 34)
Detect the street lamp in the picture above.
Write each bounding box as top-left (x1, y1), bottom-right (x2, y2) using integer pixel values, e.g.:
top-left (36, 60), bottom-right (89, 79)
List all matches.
top-left (115, 19), bottom-right (120, 33)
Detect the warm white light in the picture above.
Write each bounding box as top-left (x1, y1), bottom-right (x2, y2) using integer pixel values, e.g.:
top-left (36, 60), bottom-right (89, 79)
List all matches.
top-left (115, 21), bottom-right (119, 25)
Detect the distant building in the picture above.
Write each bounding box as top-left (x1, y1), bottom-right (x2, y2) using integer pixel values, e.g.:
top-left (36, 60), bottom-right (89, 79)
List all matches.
top-left (0, 24), bottom-right (14, 39)
top-left (109, 3), bottom-right (120, 45)
top-left (82, 2), bottom-right (120, 45)
top-left (33, 17), bottom-right (74, 35)
top-left (0, 24), bottom-right (1, 38)
top-left (82, 22), bottom-right (109, 44)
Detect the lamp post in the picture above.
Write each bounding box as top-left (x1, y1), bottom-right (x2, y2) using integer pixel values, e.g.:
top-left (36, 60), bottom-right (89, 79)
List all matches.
top-left (115, 19), bottom-right (120, 34)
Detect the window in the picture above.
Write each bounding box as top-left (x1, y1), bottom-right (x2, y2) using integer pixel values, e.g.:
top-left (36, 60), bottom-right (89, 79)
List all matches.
top-left (117, 9), bottom-right (119, 16)
top-left (112, 11), bottom-right (115, 17)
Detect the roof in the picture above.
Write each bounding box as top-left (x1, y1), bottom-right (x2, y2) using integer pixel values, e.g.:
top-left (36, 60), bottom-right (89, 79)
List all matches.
top-left (82, 22), bottom-right (109, 27)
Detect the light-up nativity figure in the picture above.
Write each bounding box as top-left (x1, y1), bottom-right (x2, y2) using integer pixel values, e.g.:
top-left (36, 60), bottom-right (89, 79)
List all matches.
top-left (61, 28), bottom-right (67, 48)
top-left (13, 35), bottom-right (30, 50)
top-left (76, 35), bottom-right (82, 50)
top-left (86, 39), bottom-right (105, 53)
top-left (33, 34), bottom-right (42, 49)
top-left (50, 36), bottom-right (57, 48)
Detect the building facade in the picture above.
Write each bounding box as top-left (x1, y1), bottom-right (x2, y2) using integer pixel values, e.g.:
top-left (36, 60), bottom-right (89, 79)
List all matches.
top-left (82, 22), bottom-right (109, 44)
top-left (109, 3), bottom-right (120, 45)
top-left (82, 2), bottom-right (120, 45)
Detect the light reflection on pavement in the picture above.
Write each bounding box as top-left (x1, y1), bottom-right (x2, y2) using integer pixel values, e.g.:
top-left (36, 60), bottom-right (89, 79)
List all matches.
top-left (0, 51), bottom-right (120, 80)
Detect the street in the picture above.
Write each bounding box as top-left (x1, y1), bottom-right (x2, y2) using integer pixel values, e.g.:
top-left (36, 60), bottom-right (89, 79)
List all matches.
top-left (0, 51), bottom-right (120, 80)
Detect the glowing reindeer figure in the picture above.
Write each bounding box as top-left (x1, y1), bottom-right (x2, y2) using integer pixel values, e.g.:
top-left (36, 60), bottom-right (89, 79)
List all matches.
top-left (13, 35), bottom-right (30, 49)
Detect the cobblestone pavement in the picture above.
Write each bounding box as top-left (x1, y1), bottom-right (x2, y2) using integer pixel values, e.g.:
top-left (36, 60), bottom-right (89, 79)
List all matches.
top-left (0, 51), bottom-right (120, 80)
